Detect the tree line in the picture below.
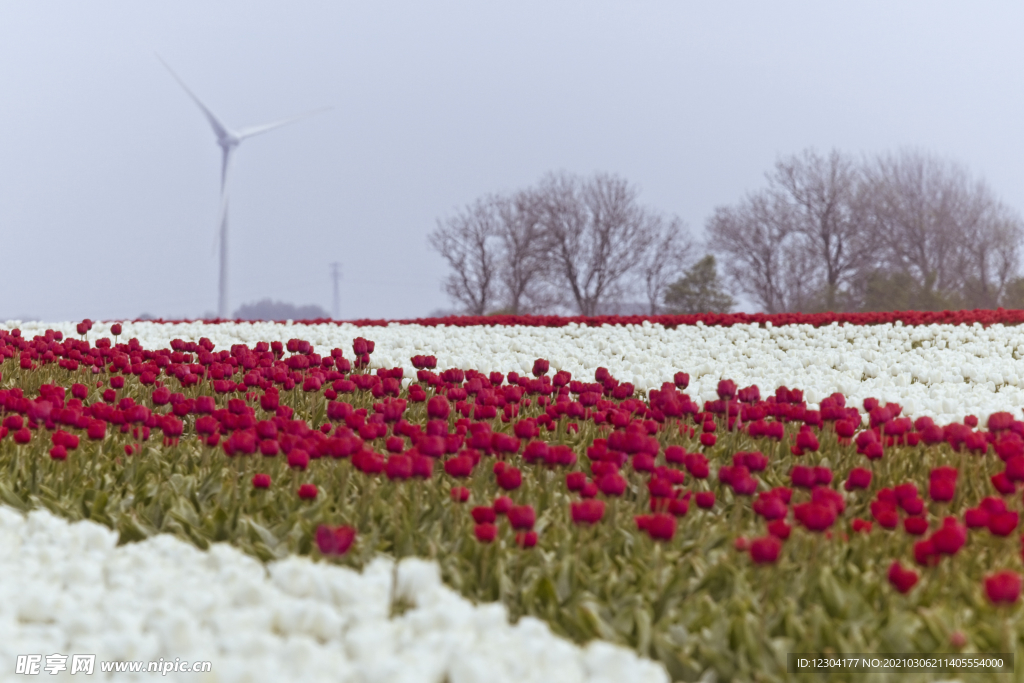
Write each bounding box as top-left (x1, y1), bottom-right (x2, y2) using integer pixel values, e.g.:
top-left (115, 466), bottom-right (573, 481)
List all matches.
top-left (429, 149), bottom-right (1024, 316)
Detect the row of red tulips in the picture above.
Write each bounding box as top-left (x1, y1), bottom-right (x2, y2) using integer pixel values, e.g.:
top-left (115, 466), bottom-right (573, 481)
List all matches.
top-left (3, 321), bottom-right (1024, 610)
top-left (103, 308), bottom-right (1024, 328)
top-left (3, 319), bottom-right (1024, 679)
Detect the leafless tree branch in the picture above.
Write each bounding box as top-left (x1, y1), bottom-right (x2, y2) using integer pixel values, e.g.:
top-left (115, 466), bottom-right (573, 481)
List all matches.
top-left (428, 197), bottom-right (501, 315)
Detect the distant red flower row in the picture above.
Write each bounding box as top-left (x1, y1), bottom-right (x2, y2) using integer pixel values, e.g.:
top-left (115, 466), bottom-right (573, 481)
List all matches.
top-left (125, 308), bottom-right (1024, 329)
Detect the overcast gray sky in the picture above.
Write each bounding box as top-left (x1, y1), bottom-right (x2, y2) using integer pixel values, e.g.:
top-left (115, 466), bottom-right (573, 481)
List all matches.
top-left (1, 2), bottom-right (1022, 321)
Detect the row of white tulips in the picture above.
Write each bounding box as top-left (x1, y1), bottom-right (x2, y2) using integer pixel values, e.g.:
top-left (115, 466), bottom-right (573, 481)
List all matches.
top-left (6, 319), bottom-right (1024, 426)
top-left (0, 507), bottom-right (666, 683)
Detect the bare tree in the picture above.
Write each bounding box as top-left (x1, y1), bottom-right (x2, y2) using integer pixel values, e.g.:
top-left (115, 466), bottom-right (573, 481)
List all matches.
top-left (862, 149), bottom-right (1024, 309)
top-left (639, 216), bottom-right (691, 314)
top-left (494, 191), bottom-right (552, 314)
top-left (533, 172), bottom-right (663, 316)
top-left (862, 150), bottom-right (970, 303)
top-left (709, 148), bottom-right (876, 313)
top-left (707, 191), bottom-right (800, 313)
top-left (955, 192), bottom-right (1021, 309)
top-left (428, 197), bottom-right (501, 315)
top-left (773, 149), bottom-right (874, 311)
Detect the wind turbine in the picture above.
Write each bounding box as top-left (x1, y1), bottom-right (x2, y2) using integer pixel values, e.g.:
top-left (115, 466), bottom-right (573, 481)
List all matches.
top-left (157, 55), bottom-right (329, 319)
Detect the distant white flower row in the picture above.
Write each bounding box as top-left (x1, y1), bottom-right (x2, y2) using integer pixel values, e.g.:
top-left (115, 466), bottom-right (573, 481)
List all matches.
top-left (6, 319), bottom-right (1024, 426)
top-left (0, 506), bottom-right (666, 683)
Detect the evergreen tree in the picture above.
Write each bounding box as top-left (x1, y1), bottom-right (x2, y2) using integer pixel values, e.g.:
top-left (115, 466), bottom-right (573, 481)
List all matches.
top-left (663, 255), bottom-right (735, 314)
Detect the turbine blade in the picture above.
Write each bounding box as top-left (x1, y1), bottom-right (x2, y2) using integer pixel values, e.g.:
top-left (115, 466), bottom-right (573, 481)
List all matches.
top-left (156, 54), bottom-right (234, 144)
top-left (236, 107), bottom-right (332, 140)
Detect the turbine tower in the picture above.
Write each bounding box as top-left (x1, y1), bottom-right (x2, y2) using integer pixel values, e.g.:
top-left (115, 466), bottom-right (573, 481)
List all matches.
top-left (158, 55), bottom-right (328, 318)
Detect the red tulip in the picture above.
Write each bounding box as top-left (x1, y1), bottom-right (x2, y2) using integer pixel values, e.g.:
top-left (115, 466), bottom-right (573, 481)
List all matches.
top-left (735, 451), bottom-right (767, 472)
top-left (851, 518), bottom-right (872, 534)
top-left (411, 455), bottom-right (434, 479)
top-left (767, 519), bottom-right (791, 539)
top-left (793, 502), bottom-right (836, 531)
top-left (929, 467), bottom-right (958, 501)
top-left (497, 466), bottom-right (522, 491)
top-left (988, 511), bottom-right (1019, 536)
top-left (508, 505), bottom-right (535, 530)
top-left (1006, 456), bottom-right (1024, 482)
top-left (514, 419), bottom-right (540, 440)
top-left (566, 471), bottom-right (587, 491)
top-left (297, 483), bottom-right (318, 500)
top-left (532, 359), bottom-right (549, 377)
top-left (49, 445), bottom-right (67, 460)
top-left (914, 539), bottom-right (939, 567)
top-left (752, 492), bottom-right (787, 520)
top-left (86, 420), bottom-right (106, 441)
top-left (645, 513), bottom-right (676, 541)
top-left (903, 517), bottom-right (929, 536)
top-left (749, 535), bottom-right (781, 564)
top-left (316, 525), bottom-right (356, 555)
top-left (932, 517), bottom-right (967, 554)
top-left (471, 506), bottom-right (496, 524)
top-left (791, 465), bottom-right (815, 488)
top-left (965, 507), bottom-right (990, 528)
top-left (835, 419), bottom-right (856, 439)
top-left (794, 429), bottom-right (820, 454)
top-left (27, 399), bottom-right (53, 422)
top-left (716, 379), bottom-right (736, 400)
top-left (888, 561), bottom-right (919, 594)
top-left (444, 455), bottom-right (474, 478)
top-left (991, 472), bottom-right (1017, 495)
top-left (427, 395), bottom-right (450, 420)
top-left (695, 491), bottom-right (715, 509)
top-left (493, 496), bottom-right (513, 515)
top-left (515, 531), bottom-right (538, 548)
top-left (13, 428), bottom-right (31, 445)
top-left (52, 430), bottom-right (79, 450)
top-left (570, 500), bottom-right (605, 525)
top-left (474, 523), bottom-right (497, 543)
top-left (597, 472), bottom-right (627, 497)
top-left (985, 570), bottom-right (1022, 604)
top-left (978, 493), bottom-right (1003, 509)
top-left (899, 496), bottom-right (924, 515)
top-left (287, 449), bottom-right (310, 470)
top-left (647, 477), bottom-right (673, 498)
top-left (386, 454), bottom-right (413, 480)
top-left (684, 453), bottom-right (709, 479)
top-left (844, 467), bottom-right (872, 491)
top-left (450, 486), bottom-right (470, 502)
top-left (863, 442), bottom-right (884, 460)
top-left (252, 473), bottom-right (271, 488)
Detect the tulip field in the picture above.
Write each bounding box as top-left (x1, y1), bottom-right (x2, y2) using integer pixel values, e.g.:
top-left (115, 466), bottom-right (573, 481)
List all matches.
top-left (5, 312), bottom-right (1024, 682)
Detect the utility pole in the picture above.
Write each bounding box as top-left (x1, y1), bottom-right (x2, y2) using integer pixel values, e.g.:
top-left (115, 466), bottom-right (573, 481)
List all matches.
top-left (330, 262), bottom-right (341, 320)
